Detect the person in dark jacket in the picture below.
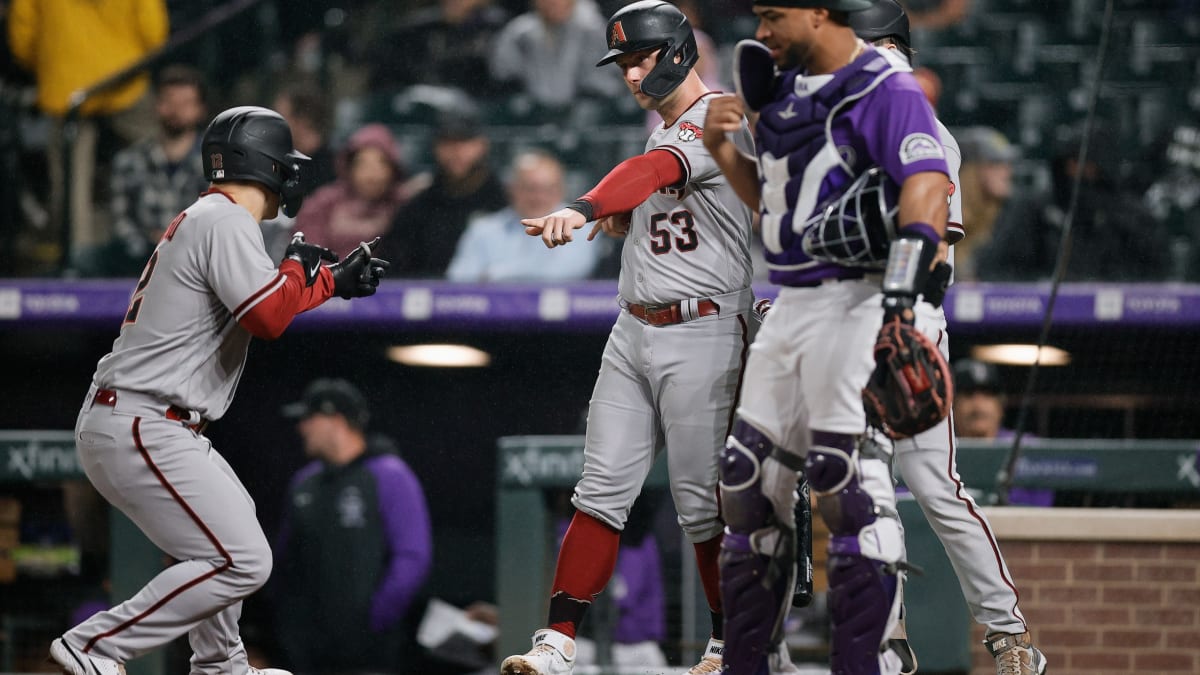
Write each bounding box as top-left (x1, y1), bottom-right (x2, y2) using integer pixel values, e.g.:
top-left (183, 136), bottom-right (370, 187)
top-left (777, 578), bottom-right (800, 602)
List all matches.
top-left (275, 379), bottom-right (433, 675)
top-left (384, 109), bottom-right (508, 277)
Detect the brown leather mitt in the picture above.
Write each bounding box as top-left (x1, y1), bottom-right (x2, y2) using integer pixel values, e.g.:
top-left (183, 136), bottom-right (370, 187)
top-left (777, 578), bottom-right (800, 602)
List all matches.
top-left (862, 317), bottom-right (954, 440)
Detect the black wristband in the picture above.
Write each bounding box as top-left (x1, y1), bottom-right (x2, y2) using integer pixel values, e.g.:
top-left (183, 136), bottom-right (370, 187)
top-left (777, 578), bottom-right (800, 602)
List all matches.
top-left (565, 199), bottom-right (594, 222)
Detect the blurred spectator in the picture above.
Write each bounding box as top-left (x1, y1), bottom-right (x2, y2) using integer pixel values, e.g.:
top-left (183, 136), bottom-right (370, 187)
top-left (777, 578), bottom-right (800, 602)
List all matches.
top-left (490, 0), bottom-right (623, 108)
top-left (954, 126), bottom-right (1018, 281)
top-left (275, 378), bottom-right (433, 675)
top-left (447, 150), bottom-right (597, 281)
top-left (953, 359), bottom-right (1053, 507)
top-left (385, 109), bottom-right (507, 277)
top-left (292, 123), bottom-right (413, 257)
top-left (274, 83), bottom-right (338, 201)
top-left (260, 83), bottom-right (340, 260)
top-left (913, 66), bottom-right (942, 110)
top-left (1143, 124), bottom-right (1200, 280)
top-left (367, 0), bottom-right (510, 95)
top-left (7, 0), bottom-right (168, 268)
top-left (953, 359), bottom-right (1007, 441)
top-left (72, 65), bottom-right (209, 277)
top-left (906, 0), bottom-right (971, 31)
top-left (974, 122), bottom-right (1170, 281)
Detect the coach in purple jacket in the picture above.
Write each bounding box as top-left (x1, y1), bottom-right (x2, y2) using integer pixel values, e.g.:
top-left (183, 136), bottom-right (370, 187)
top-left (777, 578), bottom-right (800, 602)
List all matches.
top-left (275, 378), bottom-right (433, 675)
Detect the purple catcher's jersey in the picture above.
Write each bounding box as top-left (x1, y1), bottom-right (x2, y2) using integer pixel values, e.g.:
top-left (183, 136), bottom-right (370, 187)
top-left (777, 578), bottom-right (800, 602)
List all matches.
top-left (754, 45), bottom-right (949, 287)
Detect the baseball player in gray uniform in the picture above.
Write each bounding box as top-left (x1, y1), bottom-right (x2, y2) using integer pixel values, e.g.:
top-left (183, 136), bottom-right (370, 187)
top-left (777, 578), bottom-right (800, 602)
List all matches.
top-left (49, 106), bottom-right (388, 675)
top-left (500, 2), bottom-right (756, 674)
top-left (850, 4), bottom-right (1045, 674)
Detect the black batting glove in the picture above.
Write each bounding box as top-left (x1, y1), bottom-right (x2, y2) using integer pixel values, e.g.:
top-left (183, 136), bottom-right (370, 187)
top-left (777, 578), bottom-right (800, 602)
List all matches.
top-left (285, 232), bottom-right (338, 287)
top-left (331, 237), bottom-right (390, 299)
top-left (922, 261), bottom-right (953, 309)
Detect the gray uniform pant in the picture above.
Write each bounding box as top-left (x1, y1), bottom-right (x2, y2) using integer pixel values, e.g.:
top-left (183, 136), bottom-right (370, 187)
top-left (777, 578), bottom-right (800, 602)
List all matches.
top-left (894, 303), bottom-right (1028, 635)
top-left (64, 385), bottom-right (271, 675)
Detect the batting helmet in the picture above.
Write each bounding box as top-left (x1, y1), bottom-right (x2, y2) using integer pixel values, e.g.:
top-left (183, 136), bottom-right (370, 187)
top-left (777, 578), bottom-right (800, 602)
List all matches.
top-left (201, 106), bottom-right (310, 218)
top-left (596, 0), bottom-right (698, 99)
top-left (848, 0), bottom-right (910, 47)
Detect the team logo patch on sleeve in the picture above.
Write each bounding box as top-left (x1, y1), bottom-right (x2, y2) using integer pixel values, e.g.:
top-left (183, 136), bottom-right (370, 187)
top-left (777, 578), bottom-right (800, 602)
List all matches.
top-left (678, 121), bottom-right (703, 142)
top-left (899, 133), bottom-right (944, 165)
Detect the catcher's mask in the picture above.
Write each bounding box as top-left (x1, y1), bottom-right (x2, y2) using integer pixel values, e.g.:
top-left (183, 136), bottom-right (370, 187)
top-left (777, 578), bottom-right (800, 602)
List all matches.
top-left (801, 166), bottom-right (900, 268)
top-left (596, 0), bottom-right (698, 99)
top-left (202, 106), bottom-right (311, 218)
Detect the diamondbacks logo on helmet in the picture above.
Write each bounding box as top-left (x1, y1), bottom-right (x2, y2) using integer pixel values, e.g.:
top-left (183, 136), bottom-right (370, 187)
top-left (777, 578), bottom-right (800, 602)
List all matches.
top-left (677, 121), bottom-right (703, 142)
top-left (610, 21), bottom-right (627, 48)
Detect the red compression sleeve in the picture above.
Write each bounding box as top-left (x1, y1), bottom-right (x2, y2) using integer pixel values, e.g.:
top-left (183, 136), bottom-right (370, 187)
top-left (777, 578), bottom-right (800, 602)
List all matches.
top-left (579, 149), bottom-right (686, 218)
top-left (238, 260), bottom-right (334, 340)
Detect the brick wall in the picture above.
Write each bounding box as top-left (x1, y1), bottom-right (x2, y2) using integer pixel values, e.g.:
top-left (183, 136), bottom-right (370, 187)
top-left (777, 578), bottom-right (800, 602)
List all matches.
top-left (969, 509), bottom-right (1200, 675)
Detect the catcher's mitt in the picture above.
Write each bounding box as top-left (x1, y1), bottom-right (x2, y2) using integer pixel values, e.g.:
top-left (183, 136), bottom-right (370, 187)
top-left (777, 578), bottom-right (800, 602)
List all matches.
top-left (862, 317), bottom-right (953, 439)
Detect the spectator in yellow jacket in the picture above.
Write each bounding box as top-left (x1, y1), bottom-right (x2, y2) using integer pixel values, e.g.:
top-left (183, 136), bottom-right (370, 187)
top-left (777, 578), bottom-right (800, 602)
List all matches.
top-left (7, 0), bottom-right (169, 272)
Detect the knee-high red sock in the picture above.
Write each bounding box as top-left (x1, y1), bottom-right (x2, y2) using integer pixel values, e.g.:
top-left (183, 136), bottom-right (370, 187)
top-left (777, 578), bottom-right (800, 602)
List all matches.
top-left (547, 511), bottom-right (621, 638)
top-left (694, 533), bottom-right (725, 639)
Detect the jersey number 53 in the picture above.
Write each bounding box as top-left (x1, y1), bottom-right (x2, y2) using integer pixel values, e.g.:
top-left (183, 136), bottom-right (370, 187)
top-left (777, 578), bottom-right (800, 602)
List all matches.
top-left (649, 209), bottom-right (698, 255)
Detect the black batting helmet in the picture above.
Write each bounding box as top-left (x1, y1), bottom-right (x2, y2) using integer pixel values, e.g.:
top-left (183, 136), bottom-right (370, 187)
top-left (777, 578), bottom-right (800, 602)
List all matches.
top-left (848, 0), bottom-right (910, 48)
top-left (596, 0), bottom-right (697, 99)
top-left (201, 106), bottom-right (310, 218)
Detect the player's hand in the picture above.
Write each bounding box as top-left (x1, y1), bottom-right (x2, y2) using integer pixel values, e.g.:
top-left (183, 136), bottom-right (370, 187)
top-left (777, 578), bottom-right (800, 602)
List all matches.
top-left (285, 232), bottom-right (338, 287)
top-left (588, 212), bottom-right (631, 241)
top-left (330, 237), bottom-right (390, 299)
top-left (703, 95), bottom-right (745, 153)
top-left (523, 208), bottom-right (587, 248)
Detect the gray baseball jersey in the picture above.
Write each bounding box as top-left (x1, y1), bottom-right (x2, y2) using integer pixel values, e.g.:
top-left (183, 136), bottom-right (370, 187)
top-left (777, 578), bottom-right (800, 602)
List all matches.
top-left (618, 93), bottom-right (756, 305)
top-left (574, 93), bottom-right (758, 544)
top-left (63, 189), bottom-right (295, 674)
top-left (93, 190), bottom-right (282, 420)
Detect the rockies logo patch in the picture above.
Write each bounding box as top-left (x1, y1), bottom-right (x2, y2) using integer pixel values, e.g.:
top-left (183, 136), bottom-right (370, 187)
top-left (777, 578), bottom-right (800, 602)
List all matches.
top-left (678, 121), bottom-right (703, 142)
top-left (899, 133), bottom-right (944, 165)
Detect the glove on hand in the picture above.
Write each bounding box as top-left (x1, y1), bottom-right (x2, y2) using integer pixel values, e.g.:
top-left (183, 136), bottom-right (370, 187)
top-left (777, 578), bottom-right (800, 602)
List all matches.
top-left (922, 261), bottom-right (953, 309)
top-left (331, 237), bottom-right (390, 299)
top-left (285, 232), bottom-right (338, 287)
top-left (862, 315), bottom-right (953, 439)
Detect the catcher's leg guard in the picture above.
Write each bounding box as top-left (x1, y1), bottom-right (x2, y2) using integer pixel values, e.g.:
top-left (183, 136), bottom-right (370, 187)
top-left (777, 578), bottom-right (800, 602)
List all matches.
top-left (806, 432), bottom-right (904, 675)
top-left (719, 419), bottom-right (801, 675)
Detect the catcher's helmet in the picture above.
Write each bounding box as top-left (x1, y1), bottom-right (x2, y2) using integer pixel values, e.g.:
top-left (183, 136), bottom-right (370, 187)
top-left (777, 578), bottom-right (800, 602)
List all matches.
top-left (201, 106), bottom-right (310, 218)
top-left (848, 0), bottom-right (910, 47)
top-left (596, 0), bottom-right (697, 99)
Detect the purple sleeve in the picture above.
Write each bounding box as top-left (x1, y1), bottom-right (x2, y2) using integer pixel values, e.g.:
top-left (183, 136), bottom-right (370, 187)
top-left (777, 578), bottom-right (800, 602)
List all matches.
top-left (367, 455), bottom-right (433, 632)
top-left (861, 76), bottom-right (949, 184)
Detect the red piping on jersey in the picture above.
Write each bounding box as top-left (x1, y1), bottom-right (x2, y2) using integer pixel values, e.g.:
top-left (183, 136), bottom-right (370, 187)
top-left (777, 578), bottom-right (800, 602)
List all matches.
top-left (83, 417), bottom-right (233, 652)
top-left (657, 145), bottom-right (693, 185)
top-left (578, 149), bottom-right (686, 219)
top-left (237, 261), bottom-right (333, 340)
top-left (943, 395), bottom-right (1028, 632)
top-left (200, 187), bottom-right (237, 203)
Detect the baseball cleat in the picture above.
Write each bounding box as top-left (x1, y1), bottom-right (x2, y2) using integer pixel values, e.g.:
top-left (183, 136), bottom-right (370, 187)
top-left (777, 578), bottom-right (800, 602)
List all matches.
top-left (248, 669), bottom-right (293, 675)
top-left (49, 638), bottom-right (125, 675)
top-left (500, 628), bottom-right (576, 675)
top-left (684, 637), bottom-right (724, 674)
top-left (985, 631), bottom-right (1047, 675)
